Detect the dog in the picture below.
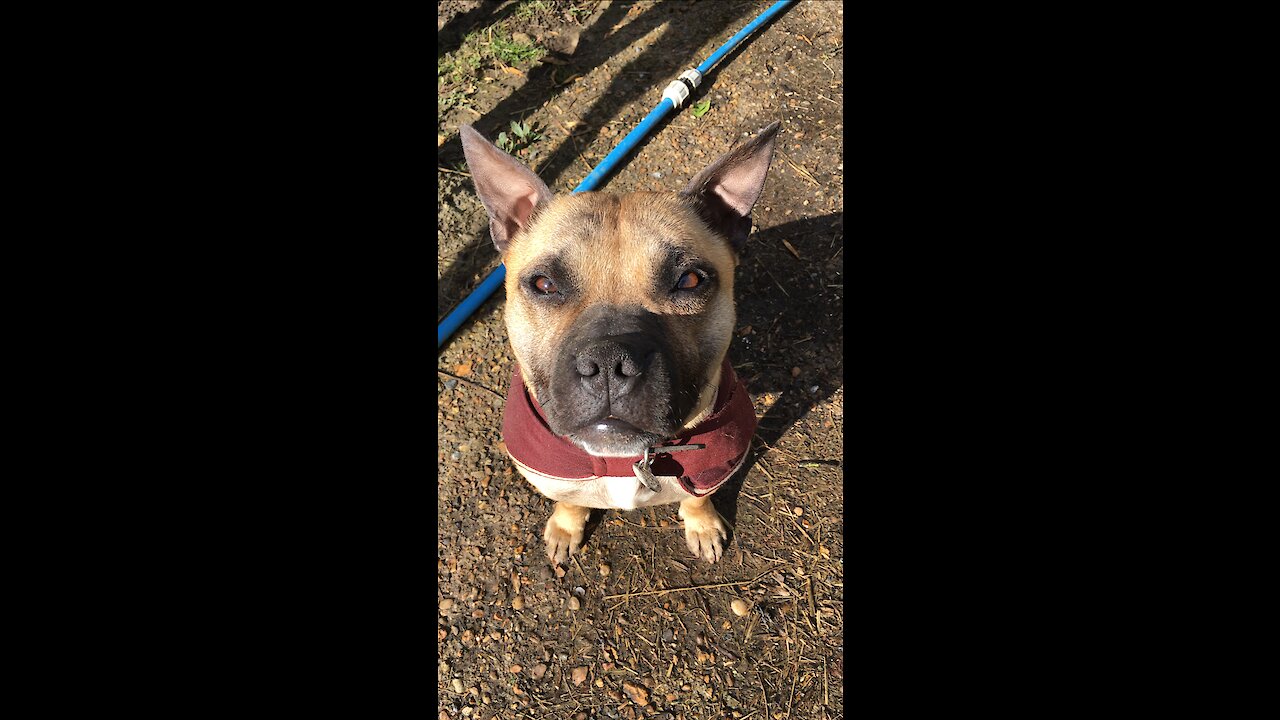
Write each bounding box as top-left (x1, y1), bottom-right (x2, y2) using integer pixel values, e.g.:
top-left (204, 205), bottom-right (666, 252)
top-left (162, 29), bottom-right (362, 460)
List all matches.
top-left (459, 119), bottom-right (780, 566)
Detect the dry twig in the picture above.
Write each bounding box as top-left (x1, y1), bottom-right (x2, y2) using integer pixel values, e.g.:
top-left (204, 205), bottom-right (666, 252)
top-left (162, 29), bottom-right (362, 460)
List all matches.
top-left (437, 369), bottom-right (506, 402)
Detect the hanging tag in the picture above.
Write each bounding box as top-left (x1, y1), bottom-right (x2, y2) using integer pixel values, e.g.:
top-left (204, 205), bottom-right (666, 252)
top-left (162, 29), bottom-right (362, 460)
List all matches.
top-left (632, 446), bottom-right (662, 492)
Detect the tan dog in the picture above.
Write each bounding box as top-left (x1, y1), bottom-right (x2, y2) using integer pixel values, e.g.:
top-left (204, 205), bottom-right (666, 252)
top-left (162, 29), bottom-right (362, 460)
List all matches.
top-left (459, 120), bottom-right (780, 566)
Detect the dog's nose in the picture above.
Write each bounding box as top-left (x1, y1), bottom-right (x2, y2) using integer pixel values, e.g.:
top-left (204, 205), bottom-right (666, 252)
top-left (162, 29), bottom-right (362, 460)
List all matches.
top-left (574, 340), bottom-right (653, 397)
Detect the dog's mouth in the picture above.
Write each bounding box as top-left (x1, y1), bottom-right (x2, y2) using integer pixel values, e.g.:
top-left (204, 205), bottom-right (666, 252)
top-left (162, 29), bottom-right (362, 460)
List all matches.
top-left (568, 415), bottom-right (668, 457)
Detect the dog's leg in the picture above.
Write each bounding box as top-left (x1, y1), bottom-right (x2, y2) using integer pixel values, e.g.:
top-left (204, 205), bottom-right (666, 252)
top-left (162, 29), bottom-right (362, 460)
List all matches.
top-left (544, 501), bottom-right (591, 566)
top-left (679, 495), bottom-right (728, 563)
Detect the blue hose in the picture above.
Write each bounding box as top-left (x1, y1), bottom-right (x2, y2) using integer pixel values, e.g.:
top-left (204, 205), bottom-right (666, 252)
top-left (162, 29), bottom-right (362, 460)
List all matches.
top-left (572, 101), bottom-right (675, 194)
top-left (438, 0), bottom-right (796, 349)
top-left (697, 0), bottom-right (795, 75)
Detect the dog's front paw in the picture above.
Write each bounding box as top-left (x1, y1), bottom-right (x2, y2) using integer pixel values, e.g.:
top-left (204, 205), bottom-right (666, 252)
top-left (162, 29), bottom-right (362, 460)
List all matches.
top-left (543, 502), bottom-right (590, 567)
top-left (680, 498), bottom-right (727, 563)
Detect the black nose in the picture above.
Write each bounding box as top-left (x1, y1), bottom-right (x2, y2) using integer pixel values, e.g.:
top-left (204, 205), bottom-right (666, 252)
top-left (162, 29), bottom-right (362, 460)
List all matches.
top-left (574, 339), bottom-right (654, 399)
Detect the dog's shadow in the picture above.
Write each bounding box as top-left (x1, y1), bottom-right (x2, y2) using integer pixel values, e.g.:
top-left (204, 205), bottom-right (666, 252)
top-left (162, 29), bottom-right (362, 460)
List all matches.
top-left (708, 211), bottom-right (844, 541)
top-left (575, 212), bottom-right (843, 553)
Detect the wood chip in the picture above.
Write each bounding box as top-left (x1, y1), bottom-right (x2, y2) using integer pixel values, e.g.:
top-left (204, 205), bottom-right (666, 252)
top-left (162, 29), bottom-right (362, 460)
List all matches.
top-left (622, 681), bottom-right (650, 706)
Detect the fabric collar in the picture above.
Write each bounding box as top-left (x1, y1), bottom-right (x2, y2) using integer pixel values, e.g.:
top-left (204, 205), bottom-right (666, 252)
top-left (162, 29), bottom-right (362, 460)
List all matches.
top-left (502, 358), bottom-right (757, 496)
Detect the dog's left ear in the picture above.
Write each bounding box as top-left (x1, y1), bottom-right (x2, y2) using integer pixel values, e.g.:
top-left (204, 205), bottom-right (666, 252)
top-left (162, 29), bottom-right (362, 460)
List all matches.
top-left (681, 120), bottom-right (781, 253)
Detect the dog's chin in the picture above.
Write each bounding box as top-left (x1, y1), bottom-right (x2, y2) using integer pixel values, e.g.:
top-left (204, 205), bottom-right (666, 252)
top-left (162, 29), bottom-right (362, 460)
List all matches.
top-left (568, 419), bottom-right (666, 458)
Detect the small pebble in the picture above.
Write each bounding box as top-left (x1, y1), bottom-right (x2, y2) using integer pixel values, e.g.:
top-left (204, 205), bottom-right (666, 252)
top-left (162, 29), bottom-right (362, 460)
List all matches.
top-left (572, 666), bottom-right (589, 686)
top-left (790, 366), bottom-right (801, 377)
top-left (512, 596), bottom-right (525, 610)
top-left (793, 506), bottom-right (803, 516)
top-left (451, 678), bottom-right (464, 694)
top-left (568, 596), bottom-right (581, 610)
top-left (731, 599), bottom-right (750, 616)
top-left (555, 566), bottom-right (567, 578)
top-left (439, 599), bottom-right (454, 614)
top-left (600, 563), bottom-right (611, 576)
top-left (509, 664), bottom-right (522, 673)
top-left (530, 663), bottom-right (547, 680)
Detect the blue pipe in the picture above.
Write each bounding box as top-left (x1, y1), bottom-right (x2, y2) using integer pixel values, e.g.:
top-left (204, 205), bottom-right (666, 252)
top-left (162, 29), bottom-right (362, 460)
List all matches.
top-left (438, 0), bottom-right (796, 349)
top-left (697, 0), bottom-right (795, 76)
top-left (573, 101), bottom-right (675, 193)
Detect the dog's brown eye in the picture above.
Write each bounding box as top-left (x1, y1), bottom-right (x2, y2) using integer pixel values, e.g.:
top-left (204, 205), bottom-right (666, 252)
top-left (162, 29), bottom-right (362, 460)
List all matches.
top-left (676, 272), bottom-right (701, 290)
top-left (533, 276), bottom-right (558, 294)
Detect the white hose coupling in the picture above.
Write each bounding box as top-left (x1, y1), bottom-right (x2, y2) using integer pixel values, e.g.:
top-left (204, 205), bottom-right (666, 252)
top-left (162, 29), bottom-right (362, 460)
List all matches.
top-left (662, 68), bottom-right (704, 109)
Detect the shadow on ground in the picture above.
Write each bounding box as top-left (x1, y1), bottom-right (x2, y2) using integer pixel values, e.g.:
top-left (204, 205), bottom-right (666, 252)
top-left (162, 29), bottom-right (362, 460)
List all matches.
top-left (708, 211), bottom-right (845, 535)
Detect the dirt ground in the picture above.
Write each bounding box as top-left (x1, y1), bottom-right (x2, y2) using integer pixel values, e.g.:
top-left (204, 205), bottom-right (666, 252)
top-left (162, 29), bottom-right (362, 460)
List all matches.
top-left (437, 2), bottom-right (843, 718)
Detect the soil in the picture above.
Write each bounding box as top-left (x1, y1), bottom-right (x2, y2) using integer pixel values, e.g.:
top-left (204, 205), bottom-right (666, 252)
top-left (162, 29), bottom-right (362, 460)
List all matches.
top-left (437, 2), bottom-right (844, 718)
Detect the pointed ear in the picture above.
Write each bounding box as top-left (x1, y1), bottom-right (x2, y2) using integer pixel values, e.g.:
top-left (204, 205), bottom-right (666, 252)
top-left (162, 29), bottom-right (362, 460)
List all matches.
top-left (681, 121), bottom-right (781, 253)
top-left (459, 124), bottom-right (554, 255)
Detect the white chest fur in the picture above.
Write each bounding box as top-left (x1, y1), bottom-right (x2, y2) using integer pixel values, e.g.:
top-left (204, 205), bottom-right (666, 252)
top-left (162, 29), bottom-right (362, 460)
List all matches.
top-left (511, 458), bottom-right (690, 510)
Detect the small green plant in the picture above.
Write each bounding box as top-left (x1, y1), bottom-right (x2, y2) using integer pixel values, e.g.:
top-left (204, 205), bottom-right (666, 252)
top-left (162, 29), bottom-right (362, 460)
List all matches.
top-left (691, 99), bottom-right (711, 118)
top-left (491, 32), bottom-right (544, 65)
top-left (497, 119), bottom-right (544, 156)
top-left (439, 88), bottom-right (470, 113)
top-left (515, 0), bottom-right (550, 20)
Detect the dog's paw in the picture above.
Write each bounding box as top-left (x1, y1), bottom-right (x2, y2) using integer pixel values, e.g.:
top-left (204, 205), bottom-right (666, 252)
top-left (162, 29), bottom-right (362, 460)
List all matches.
top-left (681, 506), bottom-right (728, 563)
top-left (543, 503), bottom-right (589, 567)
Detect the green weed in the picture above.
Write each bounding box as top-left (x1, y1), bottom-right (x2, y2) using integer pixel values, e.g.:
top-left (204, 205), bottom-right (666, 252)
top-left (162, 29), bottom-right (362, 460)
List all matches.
top-left (515, 0), bottom-right (550, 20)
top-left (491, 33), bottom-right (544, 65)
top-left (497, 119), bottom-right (544, 156)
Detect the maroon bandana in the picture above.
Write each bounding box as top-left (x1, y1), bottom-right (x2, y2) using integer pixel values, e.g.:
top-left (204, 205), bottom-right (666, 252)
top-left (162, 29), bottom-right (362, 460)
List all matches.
top-left (502, 358), bottom-right (757, 496)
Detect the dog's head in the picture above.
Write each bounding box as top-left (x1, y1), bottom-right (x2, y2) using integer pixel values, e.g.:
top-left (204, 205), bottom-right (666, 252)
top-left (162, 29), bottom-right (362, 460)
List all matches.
top-left (460, 121), bottom-right (779, 457)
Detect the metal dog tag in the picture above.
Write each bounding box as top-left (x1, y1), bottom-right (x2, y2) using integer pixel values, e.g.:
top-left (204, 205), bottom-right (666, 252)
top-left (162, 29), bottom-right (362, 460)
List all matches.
top-left (633, 446), bottom-right (662, 493)
top-left (632, 444), bottom-right (707, 493)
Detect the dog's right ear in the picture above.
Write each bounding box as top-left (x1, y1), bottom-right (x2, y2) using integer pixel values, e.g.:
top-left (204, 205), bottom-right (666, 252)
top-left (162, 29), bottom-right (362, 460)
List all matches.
top-left (459, 124), bottom-right (554, 255)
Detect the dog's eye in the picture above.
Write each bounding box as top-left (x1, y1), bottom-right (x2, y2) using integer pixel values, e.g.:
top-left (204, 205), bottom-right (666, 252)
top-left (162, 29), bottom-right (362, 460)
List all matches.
top-left (676, 271), bottom-right (701, 290)
top-left (533, 276), bottom-right (558, 294)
